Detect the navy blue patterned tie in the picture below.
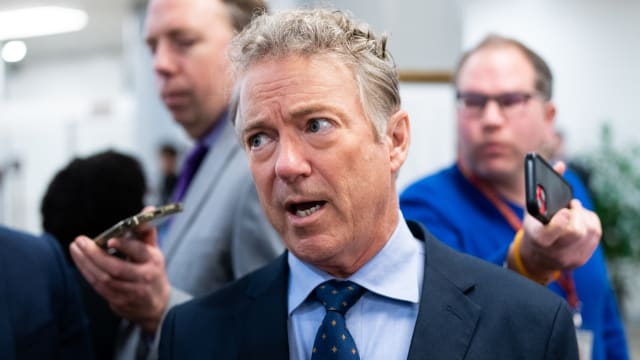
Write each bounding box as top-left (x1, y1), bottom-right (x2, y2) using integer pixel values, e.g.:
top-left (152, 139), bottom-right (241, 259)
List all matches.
top-left (312, 280), bottom-right (365, 359)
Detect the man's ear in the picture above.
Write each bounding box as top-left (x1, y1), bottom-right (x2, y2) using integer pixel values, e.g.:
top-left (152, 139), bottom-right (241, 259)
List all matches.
top-left (542, 101), bottom-right (557, 144)
top-left (544, 101), bottom-right (556, 126)
top-left (386, 109), bottom-right (410, 174)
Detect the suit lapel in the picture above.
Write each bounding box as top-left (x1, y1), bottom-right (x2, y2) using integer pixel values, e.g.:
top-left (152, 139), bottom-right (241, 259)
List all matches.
top-left (238, 254), bottom-right (290, 359)
top-left (163, 120), bottom-right (240, 260)
top-left (407, 224), bottom-right (481, 360)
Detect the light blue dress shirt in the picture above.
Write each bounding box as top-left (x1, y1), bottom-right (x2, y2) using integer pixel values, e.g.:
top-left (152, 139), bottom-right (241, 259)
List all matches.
top-left (287, 213), bottom-right (425, 360)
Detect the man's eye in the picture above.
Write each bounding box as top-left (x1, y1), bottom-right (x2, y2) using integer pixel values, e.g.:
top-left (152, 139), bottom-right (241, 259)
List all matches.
top-left (307, 118), bottom-right (332, 133)
top-left (248, 133), bottom-right (268, 149)
top-left (173, 38), bottom-right (196, 50)
top-left (460, 94), bottom-right (487, 108)
top-left (498, 93), bottom-right (529, 107)
top-left (465, 98), bottom-right (486, 108)
top-left (146, 42), bottom-right (157, 55)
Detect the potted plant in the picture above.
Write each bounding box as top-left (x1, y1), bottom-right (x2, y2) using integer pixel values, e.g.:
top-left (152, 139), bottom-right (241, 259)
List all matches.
top-left (573, 124), bottom-right (640, 314)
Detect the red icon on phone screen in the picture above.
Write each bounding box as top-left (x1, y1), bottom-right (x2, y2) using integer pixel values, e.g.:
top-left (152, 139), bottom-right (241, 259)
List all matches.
top-left (536, 184), bottom-right (547, 217)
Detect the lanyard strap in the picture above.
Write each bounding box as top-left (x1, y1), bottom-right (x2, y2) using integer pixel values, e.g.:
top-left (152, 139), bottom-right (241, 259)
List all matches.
top-left (557, 271), bottom-right (580, 309)
top-left (457, 159), bottom-right (523, 230)
top-left (457, 162), bottom-right (580, 310)
top-left (466, 171), bottom-right (523, 230)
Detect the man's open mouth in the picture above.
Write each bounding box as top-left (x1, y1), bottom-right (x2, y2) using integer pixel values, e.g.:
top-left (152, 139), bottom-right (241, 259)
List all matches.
top-left (287, 201), bottom-right (326, 217)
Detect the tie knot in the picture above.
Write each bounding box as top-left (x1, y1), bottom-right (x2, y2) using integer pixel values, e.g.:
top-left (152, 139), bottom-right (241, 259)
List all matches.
top-left (186, 143), bottom-right (209, 166)
top-left (315, 280), bottom-right (365, 315)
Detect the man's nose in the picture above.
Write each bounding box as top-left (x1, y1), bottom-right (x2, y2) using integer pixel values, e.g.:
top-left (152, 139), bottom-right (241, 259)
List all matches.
top-left (274, 138), bottom-right (311, 183)
top-left (153, 42), bottom-right (178, 77)
top-left (479, 99), bottom-right (507, 127)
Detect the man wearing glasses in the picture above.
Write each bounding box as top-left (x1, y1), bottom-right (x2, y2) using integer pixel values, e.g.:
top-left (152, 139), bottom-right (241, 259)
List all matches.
top-left (401, 35), bottom-right (629, 359)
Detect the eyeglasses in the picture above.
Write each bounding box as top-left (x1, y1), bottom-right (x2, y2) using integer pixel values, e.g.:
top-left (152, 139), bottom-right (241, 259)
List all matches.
top-left (456, 91), bottom-right (535, 119)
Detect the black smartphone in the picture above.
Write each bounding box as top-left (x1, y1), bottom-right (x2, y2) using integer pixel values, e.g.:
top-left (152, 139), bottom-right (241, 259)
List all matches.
top-left (93, 203), bottom-right (183, 251)
top-left (525, 153), bottom-right (573, 224)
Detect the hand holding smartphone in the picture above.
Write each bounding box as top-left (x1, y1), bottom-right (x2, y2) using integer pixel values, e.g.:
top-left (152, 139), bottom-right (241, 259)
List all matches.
top-left (93, 203), bottom-right (183, 251)
top-left (525, 153), bottom-right (573, 224)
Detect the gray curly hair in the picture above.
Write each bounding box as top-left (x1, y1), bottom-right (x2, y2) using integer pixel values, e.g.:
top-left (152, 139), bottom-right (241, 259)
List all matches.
top-left (229, 8), bottom-right (400, 139)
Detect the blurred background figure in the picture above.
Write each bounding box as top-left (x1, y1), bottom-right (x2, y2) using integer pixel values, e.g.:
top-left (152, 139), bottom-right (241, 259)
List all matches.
top-left (41, 149), bottom-right (147, 360)
top-left (157, 143), bottom-right (179, 205)
top-left (400, 35), bottom-right (628, 359)
top-left (0, 158), bottom-right (20, 224)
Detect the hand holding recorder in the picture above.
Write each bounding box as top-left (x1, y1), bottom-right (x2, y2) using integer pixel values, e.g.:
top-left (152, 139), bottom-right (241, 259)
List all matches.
top-left (508, 154), bottom-right (602, 283)
top-left (70, 204), bottom-right (182, 333)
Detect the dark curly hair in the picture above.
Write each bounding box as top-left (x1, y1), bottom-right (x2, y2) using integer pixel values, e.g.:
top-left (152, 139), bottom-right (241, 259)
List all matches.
top-left (41, 150), bottom-right (147, 261)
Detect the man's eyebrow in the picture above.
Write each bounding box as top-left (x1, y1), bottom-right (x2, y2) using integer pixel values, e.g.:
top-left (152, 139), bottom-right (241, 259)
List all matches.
top-left (145, 29), bottom-right (191, 43)
top-left (144, 34), bottom-right (156, 46)
top-left (289, 105), bottom-right (326, 119)
top-left (240, 104), bottom-right (339, 135)
top-left (241, 119), bottom-right (268, 136)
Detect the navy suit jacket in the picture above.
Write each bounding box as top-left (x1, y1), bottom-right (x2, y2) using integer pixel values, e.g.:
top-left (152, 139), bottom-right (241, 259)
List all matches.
top-left (160, 222), bottom-right (578, 359)
top-left (0, 226), bottom-right (92, 359)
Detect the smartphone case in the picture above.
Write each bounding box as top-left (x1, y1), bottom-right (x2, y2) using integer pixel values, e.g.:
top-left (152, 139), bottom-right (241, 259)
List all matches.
top-left (93, 203), bottom-right (183, 249)
top-left (525, 153), bottom-right (573, 224)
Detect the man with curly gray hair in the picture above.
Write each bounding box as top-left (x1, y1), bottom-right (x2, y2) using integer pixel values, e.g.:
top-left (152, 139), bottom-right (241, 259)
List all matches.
top-left (159, 9), bottom-right (579, 359)
top-left (229, 8), bottom-right (400, 139)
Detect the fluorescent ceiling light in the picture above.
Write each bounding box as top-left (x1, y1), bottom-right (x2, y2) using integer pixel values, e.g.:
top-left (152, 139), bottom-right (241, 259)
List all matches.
top-left (0, 6), bottom-right (88, 41)
top-left (2, 40), bottom-right (27, 63)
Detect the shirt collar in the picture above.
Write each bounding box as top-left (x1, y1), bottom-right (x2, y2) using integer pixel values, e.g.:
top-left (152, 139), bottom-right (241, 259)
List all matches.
top-left (287, 212), bottom-right (424, 316)
top-left (196, 109), bottom-right (228, 149)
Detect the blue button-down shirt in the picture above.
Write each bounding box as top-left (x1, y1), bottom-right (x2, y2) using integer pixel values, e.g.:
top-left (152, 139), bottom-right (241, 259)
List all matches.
top-left (287, 212), bottom-right (425, 360)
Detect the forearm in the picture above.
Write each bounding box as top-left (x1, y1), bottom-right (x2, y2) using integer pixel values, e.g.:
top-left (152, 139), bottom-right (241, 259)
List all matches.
top-left (506, 229), bottom-right (560, 285)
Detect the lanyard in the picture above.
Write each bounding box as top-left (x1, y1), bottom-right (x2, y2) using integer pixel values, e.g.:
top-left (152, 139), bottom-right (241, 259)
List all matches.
top-left (457, 163), bottom-right (581, 312)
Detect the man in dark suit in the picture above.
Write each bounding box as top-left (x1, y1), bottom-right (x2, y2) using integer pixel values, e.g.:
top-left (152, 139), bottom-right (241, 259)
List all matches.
top-left (159, 9), bottom-right (579, 359)
top-left (0, 225), bottom-right (92, 359)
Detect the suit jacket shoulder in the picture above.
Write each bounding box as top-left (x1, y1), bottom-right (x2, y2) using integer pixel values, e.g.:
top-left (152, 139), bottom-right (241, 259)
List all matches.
top-left (409, 224), bottom-right (578, 359)
top-left (160, 254), bottom-right (290, 360)
top-left (0, 226), bottom-right (92, 359)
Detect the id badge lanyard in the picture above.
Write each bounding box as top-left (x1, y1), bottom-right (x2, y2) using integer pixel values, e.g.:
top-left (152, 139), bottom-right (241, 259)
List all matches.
top-left (460, 164), bottom-right (583, 328)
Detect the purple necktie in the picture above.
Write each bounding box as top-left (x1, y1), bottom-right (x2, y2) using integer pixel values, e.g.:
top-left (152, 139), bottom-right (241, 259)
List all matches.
top-left (172, 143), bottom-right (209, 202)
